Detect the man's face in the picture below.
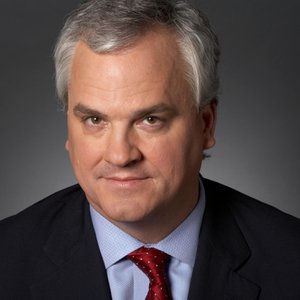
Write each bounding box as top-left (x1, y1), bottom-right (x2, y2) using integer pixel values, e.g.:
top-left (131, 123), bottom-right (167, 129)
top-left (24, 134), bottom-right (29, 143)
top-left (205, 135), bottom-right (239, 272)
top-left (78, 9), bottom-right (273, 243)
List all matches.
top-left (66, 29), bottom-right (216, 240)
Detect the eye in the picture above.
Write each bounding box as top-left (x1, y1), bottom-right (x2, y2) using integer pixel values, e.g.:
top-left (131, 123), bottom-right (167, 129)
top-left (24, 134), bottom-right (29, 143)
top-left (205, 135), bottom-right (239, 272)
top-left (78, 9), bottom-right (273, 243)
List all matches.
top-left (88, 116), bottom-right (101, 125)
top-left (143, 116), bottom-right (161, 125)
top-left (138, 115), bottom-right (166, 131)
top-left (82, 116), bottom-right (103, 127)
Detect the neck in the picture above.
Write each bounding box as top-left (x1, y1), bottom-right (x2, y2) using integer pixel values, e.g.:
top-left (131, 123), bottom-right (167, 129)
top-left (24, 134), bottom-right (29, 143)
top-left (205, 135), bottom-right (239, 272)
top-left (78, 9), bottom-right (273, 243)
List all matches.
top-left (107, 191), bottom-right (199, 244)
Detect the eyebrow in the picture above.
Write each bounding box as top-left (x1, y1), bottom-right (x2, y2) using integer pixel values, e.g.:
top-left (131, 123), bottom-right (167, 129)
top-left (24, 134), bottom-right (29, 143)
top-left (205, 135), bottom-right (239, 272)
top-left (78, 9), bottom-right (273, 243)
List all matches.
top-left (73, 102), bottom-right (176, 119)
top-left (73, 103), bottom-right (107, 118)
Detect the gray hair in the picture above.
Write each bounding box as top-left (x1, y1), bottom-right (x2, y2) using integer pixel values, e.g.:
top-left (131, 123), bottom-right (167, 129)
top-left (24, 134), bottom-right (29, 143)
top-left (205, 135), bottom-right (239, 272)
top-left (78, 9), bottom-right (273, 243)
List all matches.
top-left (54, 0), bottom-right (220, 111)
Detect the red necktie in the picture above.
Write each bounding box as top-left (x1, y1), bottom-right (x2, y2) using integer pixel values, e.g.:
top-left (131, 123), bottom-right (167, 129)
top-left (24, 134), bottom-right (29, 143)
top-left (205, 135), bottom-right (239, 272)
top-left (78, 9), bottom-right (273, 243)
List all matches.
top-left (127, 247), bottom-right (172, 300)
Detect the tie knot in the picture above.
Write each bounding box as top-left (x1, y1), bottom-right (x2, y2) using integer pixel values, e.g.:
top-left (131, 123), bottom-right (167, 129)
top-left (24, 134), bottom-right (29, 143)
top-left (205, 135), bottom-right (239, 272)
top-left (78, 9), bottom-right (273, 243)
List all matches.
top-left (127, 247), bottom-right (172, 299)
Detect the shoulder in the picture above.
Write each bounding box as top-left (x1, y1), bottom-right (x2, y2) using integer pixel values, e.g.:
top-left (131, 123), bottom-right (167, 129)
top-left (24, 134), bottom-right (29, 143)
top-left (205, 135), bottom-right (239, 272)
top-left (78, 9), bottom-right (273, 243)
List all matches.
top-left (0, 184), bottom-right (85, 252)
top-left (1, 184), bottom-right (83, 225)
top-left (0, 185), bottom-right (91, 297)
top-left (203, 177), bottom-right (300, 221)
top-left (203, 178), bottom-right (300, 279)
top-left (202, 178), bottom-right (300, 297)
top-left (203, 178), bottom-right (300, 241)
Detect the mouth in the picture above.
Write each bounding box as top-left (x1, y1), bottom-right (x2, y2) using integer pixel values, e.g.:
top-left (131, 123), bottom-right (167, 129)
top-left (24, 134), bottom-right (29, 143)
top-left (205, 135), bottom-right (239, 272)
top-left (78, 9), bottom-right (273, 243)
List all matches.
top-left (103, 176), bottom-right (149, 188)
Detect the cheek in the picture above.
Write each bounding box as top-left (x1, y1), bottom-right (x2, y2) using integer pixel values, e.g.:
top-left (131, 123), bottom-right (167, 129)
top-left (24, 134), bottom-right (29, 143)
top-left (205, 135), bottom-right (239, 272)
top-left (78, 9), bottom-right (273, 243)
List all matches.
top-left (143, 133), bottom-right (190, 179)
top-left (67, 131), bottom-right (103, 172)
top-left (146, 125), bottom-right (203, 177)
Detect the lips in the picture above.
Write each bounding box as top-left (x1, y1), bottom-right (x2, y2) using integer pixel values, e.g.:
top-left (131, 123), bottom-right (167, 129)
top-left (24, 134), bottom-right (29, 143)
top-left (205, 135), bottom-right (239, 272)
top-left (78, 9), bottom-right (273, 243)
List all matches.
top-left (106, 176), bottom-right (147, 181)
top-left (103, 176), bottom-right (149, 188)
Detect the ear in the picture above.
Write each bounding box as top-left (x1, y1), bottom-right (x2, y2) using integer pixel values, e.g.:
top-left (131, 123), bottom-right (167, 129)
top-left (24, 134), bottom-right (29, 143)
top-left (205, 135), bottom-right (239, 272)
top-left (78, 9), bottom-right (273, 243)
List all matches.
top-left (65, 140), bottom-right (70, 151)
top-left (201, 100), bottom-right (217, 150)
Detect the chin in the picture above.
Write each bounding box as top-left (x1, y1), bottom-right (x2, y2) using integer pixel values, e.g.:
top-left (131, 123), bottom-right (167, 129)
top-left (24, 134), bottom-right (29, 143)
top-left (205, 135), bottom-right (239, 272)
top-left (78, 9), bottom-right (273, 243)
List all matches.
top-left (91, 193), bottom-right (155, 223)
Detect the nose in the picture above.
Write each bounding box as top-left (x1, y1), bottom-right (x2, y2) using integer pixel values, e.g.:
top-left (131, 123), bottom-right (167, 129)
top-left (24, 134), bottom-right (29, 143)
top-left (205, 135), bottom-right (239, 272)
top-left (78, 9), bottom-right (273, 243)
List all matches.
top-left (103, 126), bottom-right (142, 167)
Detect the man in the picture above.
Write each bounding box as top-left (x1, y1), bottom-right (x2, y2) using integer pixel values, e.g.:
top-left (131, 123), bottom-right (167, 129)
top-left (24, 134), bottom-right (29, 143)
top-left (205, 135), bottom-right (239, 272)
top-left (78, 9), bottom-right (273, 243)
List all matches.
top-left (0, 0), bottom-right (299, 299)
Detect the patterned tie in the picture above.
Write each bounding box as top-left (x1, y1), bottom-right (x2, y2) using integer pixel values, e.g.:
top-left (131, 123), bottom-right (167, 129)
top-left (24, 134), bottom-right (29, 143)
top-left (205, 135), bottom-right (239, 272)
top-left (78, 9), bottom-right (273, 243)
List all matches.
top-left (127, 247), bottom-right (172, 300)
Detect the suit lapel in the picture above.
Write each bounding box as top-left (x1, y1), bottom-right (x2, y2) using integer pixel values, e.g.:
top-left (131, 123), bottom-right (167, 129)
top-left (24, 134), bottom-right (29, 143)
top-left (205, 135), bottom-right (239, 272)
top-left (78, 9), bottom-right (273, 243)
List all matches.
top-left (29, 180), bottom-right (261, 299)
top-left (30, 190), bottom-right (112, 300)
top-left (188, 179), bottom-right (261, 300)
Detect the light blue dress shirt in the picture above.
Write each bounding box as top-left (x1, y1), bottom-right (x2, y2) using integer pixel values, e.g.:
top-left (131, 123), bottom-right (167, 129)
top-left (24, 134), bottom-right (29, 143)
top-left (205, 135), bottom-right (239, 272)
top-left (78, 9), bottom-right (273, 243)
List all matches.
top-left (90, 180), bottom-right (206, 300)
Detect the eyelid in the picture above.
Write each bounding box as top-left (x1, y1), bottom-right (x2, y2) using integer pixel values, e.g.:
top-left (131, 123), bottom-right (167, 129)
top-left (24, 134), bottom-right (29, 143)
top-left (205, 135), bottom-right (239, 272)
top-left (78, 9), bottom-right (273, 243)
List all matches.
top-left (82, 115), bottom-right (100, 121)
top-left (80, 115), bottom-right (96, 122)
top-left (136, 114), bottom-right (166, 129)
top-left (143, 115), bottom-right (162, 123)
top-left (80, 115), bottom-right (105, 127)
top-left (74, 108), bottom-right (104, 121)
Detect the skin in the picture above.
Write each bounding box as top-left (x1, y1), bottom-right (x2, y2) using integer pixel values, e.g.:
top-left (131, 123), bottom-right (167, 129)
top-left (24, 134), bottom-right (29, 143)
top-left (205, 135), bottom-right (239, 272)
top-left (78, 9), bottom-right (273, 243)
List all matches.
top-left (66, 28), bottom-right (217, 243)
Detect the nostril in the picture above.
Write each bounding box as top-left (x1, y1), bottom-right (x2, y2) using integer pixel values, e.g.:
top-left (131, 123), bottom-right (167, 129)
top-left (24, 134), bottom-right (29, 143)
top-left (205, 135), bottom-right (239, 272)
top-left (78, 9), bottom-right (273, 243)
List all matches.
top-left (103, 129), bottom-right (143, 167)
top-left (104, 143), bottom-right (142, 167)
top-left (126, 156), bottom-right (143, 168)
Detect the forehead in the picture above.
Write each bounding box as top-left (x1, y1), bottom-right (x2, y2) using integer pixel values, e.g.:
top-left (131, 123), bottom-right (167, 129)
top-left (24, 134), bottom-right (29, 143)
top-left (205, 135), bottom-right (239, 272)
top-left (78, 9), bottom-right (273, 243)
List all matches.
top-left (68, 28), bottom-right (191, 111)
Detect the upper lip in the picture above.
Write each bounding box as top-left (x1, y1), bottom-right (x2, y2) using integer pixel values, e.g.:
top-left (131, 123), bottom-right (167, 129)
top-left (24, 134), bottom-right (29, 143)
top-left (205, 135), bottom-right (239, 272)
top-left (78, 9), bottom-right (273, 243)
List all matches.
top-left (105, 176), bottom-right (147, 181)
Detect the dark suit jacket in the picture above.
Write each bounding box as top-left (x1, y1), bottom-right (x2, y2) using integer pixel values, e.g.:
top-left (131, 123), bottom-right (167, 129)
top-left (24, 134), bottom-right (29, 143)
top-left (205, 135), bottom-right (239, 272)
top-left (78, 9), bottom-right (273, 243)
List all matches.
top-left (0, 179), bottom-right (300, 299)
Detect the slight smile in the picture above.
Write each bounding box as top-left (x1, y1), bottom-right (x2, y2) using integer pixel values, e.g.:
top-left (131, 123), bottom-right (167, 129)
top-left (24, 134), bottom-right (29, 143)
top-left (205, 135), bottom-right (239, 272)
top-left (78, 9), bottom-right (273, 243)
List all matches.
top-left (103, 176), bottom-right (150, 188)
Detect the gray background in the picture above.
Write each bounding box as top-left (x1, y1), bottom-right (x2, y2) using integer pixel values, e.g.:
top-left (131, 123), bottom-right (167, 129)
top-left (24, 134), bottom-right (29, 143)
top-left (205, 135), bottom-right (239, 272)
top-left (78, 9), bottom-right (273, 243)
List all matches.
top-left (1, 0), bottom-right (299, 220)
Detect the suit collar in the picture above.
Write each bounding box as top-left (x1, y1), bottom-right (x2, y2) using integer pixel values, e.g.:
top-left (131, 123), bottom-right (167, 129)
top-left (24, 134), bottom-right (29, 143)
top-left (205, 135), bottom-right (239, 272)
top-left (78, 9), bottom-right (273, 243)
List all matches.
top-left (30, 186), bottom-right (112, 299)
top-left (188, 178), bottom-right (261, 300)
top-left (29, 180), bottom-right (261, 299)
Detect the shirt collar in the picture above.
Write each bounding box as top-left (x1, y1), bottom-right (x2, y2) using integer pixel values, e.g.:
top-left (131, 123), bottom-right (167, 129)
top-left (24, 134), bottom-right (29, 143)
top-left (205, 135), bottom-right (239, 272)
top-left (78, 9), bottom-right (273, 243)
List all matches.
top-left (90, 179), bottom-right (206, 269)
